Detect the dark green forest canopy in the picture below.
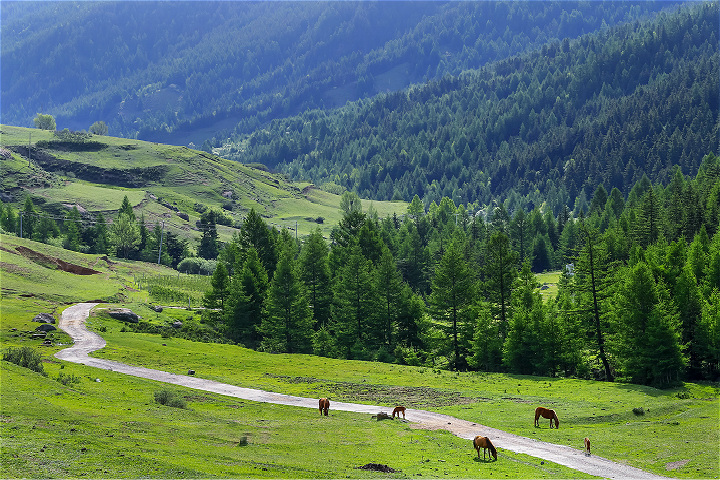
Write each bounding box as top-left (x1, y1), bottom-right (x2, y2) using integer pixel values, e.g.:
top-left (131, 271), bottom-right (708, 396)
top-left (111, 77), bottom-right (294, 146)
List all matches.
top-left (2, 1), bottom-right (677, 146)
top-left (222, 1), bottom-right (719, 213)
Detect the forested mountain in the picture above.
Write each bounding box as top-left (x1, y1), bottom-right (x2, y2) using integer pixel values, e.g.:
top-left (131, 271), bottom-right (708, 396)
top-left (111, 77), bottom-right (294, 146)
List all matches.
top-left (219, 1), bottom-right (719, 213)
top-left (2, 1), bottom-right (675, 147)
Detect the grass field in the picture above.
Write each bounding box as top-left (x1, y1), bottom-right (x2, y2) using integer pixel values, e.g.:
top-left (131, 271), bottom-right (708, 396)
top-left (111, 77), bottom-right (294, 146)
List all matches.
top-left (1, 235), bottom-right (718, 479)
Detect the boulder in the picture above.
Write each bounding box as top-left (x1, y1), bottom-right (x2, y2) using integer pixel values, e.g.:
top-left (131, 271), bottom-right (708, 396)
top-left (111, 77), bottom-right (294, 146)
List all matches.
top-left (171, 320), bottom-right (183, 329)
top-left (151, 305), bottom-right (163, 313)
top-left (108, 308), bottom-right (140, 323)
top-left (35, 323), bottom-right (57, 332)
top-left (33, 312), bottom-right (55, 324)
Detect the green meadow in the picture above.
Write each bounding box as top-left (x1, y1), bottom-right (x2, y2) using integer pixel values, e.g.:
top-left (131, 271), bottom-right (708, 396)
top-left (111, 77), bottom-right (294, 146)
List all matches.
top-left (1, 234), bottom-right (718, 479)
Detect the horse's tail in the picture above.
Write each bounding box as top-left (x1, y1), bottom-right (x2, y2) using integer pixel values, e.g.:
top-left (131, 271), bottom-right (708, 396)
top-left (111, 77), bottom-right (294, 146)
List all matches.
top-left (487, 438), bottom-right (497, 459)
top-left (554, 413), bottom-right (560, 428)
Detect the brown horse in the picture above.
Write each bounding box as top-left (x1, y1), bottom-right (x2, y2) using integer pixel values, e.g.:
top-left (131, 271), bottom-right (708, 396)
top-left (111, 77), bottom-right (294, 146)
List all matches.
top-left (318, 398), bottom-right (330, 416)
top-left (584, 437), bottom-right (591, 456)
top-left (473, 436), bottom-right (497, 461)
top-left (392, 406), bottom-right (406, 419)
top-left (534, 407), bottom-right (559, 428)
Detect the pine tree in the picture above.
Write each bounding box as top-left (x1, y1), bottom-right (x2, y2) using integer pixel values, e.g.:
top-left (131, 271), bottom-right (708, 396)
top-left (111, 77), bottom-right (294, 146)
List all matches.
top-left (574, 220), bottom-right (614, 381)
top-left (332, 243), bottom-right (377, 358)
top-left (375, 247), bottom-right (404, 347)
top-left (298, 228), bottom-right (332, 328)
top-left (62, 206), bottom-right (83, 252)
top-left (224, 247), bottom-right (268, 347)
top-left (429, 232), bottom-right (475, 370)
top-left (261, 244), bottom-right (312, 353)
top-left (204, 262), bottom-right (230, 309)
top-left (485, 230), bottom-right (518, 341)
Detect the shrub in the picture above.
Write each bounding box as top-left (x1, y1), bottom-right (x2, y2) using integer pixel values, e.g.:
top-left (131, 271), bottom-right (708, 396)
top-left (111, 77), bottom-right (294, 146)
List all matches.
top-left (3, 346), bottom-right (46, 375)
top-left (57, 372), bottom-right (81, 385)
top-left (154, 389), bottom-right (186, 408)
top-left (632, 407), bottom-right (645, 415)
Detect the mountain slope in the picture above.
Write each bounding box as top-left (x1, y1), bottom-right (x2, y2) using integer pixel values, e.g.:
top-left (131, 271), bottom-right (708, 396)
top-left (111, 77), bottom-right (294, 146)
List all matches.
top-left (0, 125), bottom-right (407, 242)
top-left (2, 1), bottom-right (675, 146)
top-left (219, 1), bottom-right (719, 213)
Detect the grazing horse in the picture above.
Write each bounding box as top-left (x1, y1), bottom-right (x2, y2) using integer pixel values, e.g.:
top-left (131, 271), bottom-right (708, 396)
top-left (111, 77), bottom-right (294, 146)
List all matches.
top-left (318, 398), bottom-right (330, 416)
top-left (392, 406), bottom-right (406, 419)
top-left (584, 437), bottom-right (591, 456)
top-left (473, 436), bottom-right (497, 461)
top-left (534, 407), bottom-right (559, 428)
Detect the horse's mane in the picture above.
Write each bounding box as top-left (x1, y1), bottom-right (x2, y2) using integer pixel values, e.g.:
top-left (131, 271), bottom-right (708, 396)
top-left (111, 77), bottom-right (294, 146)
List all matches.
top-left (486, 438), bottom-right (497, 457)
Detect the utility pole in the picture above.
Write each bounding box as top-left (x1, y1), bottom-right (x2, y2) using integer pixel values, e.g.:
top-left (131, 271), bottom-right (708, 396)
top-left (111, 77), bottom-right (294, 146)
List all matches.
top-left (19, 212), bottom-right (23, 238)
top-left (28, 133), bottom-right (31, 166)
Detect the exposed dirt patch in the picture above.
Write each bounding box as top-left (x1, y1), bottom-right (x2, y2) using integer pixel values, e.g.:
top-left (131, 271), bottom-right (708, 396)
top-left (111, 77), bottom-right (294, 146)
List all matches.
top-left (0, 261), bottom-right (33, 275)
top-left (665, 459), bottom-right (689, 471)
top-left (356, 463), bottom-right (397, 473)
top-left (15, 246), bottom-right (101, 275)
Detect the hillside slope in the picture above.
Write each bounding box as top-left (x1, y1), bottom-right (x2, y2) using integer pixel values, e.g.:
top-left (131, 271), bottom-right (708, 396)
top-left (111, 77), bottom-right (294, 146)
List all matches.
top-left (0, 125), bottom-right (407, 242)
top-left (221, 1), bottom-right (719, 212)
top-left (1, 2), bottom-right (674, 146)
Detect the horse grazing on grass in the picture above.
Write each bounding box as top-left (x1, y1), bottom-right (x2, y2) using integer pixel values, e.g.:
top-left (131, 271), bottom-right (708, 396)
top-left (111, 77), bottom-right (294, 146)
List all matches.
top-left (318, 398), bottom-right (330, 416)
top-left (392, 406), bottom-right (406, 419)
top-left (473, 436), bottom-right (497, 461)
top-left (534, 407), bottom-right (559, 428)
top-left (584, 437), bottom-right (591, 456)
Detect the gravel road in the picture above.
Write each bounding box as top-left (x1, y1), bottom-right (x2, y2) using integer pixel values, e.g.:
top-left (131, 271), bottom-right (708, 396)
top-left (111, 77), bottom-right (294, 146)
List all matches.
top-left (56, 303), bottom-right (673, 480)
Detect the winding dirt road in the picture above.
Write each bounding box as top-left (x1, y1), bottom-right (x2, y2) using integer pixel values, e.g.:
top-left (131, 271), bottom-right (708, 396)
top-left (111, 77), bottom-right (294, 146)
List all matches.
top-left (56, 303), bottom-right (672, 480)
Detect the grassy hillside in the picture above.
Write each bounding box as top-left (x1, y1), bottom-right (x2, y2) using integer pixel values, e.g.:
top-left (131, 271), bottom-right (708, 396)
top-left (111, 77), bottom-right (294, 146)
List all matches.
top-left (1, 234), bottom-right (718, 478)
top-left (0, 125), bottom-right (407, 244)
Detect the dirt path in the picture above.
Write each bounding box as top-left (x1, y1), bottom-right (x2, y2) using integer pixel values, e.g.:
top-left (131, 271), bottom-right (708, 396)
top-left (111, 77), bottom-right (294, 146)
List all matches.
top-left (56, 303), bottom-right (672, 480)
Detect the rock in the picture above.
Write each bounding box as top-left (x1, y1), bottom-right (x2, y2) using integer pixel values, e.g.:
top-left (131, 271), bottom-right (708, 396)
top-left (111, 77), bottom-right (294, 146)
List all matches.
top-left (35, 323), bottom-right (56, 332)
top-left (152, 305), bottom-right (163, 313)
top-left (371, 412), bottom-right (393, 421)
top-left (172, 320), bottom-right (183, 329)
top-left (108, 308), bottom-right (140, 323)
top-left (187, 369), bottom-right (195, 376)
top-left (33, 312), bottom-right (56, 324)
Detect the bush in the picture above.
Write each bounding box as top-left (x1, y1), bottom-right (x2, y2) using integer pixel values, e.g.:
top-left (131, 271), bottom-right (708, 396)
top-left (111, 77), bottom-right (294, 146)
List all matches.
top-left (57, 372), bottom-right (81, 385)
top-left (3, 346), bottom-right (46, 375)
top-left (154, 389), bottom-right (186, 408)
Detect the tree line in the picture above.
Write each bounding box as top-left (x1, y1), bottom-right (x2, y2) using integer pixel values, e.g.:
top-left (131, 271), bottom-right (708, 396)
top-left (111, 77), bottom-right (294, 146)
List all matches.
top-left (198, 153), bottom-right (719, 387)
top-left (2, 154), bottom-right (719, 387)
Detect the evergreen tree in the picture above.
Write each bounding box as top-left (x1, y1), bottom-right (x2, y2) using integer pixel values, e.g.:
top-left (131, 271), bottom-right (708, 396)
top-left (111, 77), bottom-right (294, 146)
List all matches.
top-left (613, 262), bottom-right (686, 387)
top-left (298, 228), bottom-right (332, 328)
top-left (429, 232), bottom-right (475, 370)
top-left (503, 261), bottom-right (543, 375)
top-left (261, 243), bottom-right (313, 353)
top-left (375, 247), bottom-right (404, 347)
top-left (62, 206), bottom-right (83, 252)
top-left (485, 230), bottom-right (518, 341)
top-left (574, 220), bottom-right (615, 381)
top-left (21, 196), bottom-right (37, 239)
top-left (224, 248), bottom-right (268, 347)
top-left (0, 202), bottom-right (18, 234)
top-left (332, 243), bottom-right (377, 358)
top-left (204, 262), bottom-right (230, 309)
top-left (118, 195), bottom-right (135, 221)
top-left (198, 210), bottom-right (220, 260)
top-left (110, 212), bottom-right (140, 259)
top-left (240, 208), bottom-right (277, 277)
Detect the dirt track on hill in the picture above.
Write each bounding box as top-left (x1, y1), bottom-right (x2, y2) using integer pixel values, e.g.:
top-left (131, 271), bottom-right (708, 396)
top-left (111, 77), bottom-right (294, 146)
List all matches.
top-left (56, 303), bottom-right (672, 480)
